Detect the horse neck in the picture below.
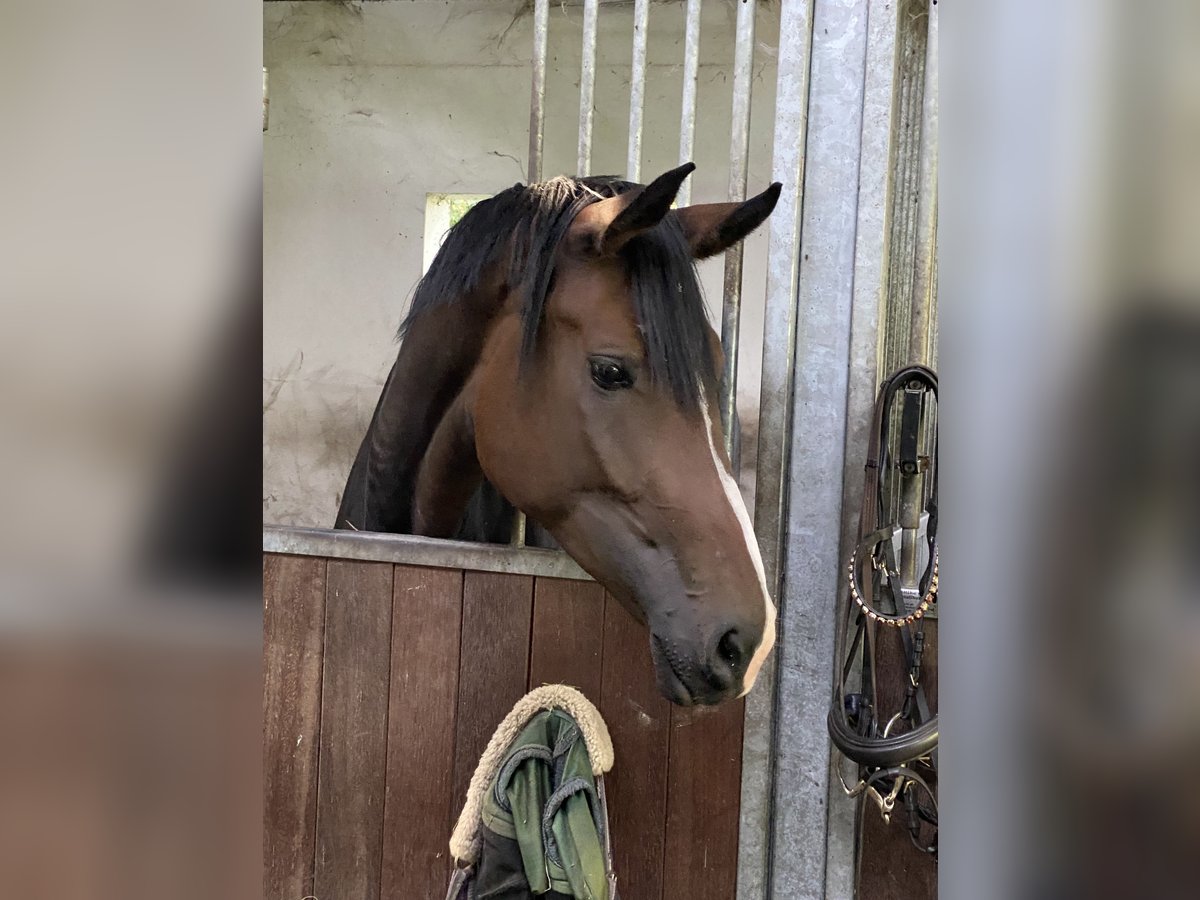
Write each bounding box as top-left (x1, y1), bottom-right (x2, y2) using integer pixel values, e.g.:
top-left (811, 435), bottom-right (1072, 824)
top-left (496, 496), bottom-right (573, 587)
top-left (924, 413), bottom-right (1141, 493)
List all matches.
top-left (345, 292), bottom-right (496, 533)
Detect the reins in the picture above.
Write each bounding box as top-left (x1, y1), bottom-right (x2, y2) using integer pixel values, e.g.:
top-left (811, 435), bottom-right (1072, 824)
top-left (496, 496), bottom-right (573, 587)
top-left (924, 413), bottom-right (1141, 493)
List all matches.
top-left (828, 364), bottom-right (939, 856)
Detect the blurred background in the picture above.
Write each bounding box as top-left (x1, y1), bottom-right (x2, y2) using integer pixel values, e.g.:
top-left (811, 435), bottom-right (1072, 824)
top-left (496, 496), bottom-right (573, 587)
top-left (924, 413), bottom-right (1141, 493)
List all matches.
top-left (0, 2), bottom-right (262, 899)
top-left (0, 0), bottom-right (1195, 898)
top-left (941, 0), bottom-right (1200, 896)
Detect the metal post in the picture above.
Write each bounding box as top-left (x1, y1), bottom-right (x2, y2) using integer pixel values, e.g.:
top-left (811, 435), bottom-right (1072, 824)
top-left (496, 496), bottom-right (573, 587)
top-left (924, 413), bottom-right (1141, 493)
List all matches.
top-left (765, 0), bottom-right (871, 895)
top-left (510, 509), bottom-right (528, 548)
top-left (879, 0), bottom-right (931, 378)
top-left (627, 0), bottom-right (650, 182)
top-left (515, 0), bottom-right (551, 548)
top-left (719, 0), bottom-right (757, 450)
top-left (739, 1), bottom-right (816, 897)
top-left (908, 0), bottom-right (938, 366)
top-left (528, 0), bottom-right (549, 183)
top-left (677, 0), bottom-right (703, 206)
top-left (825, 0), bottom-right (904, 895)
top-left (578, 0), bottom-right (600, 176)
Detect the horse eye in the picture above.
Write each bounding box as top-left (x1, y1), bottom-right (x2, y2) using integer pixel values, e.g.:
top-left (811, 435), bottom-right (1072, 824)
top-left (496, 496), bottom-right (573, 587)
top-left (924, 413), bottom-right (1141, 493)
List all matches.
top-left (589, 358), bottom-right (634, 391)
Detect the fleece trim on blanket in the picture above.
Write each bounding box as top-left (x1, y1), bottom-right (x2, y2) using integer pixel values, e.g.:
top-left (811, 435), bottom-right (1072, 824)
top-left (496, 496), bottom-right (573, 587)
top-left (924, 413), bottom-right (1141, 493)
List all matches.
top-left (449, 684), bottom-right (614, 865)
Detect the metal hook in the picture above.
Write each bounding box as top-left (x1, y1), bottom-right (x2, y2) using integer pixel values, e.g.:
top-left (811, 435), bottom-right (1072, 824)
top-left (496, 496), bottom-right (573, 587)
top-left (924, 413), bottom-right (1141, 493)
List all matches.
top-left (835, 753), bottom-right (867, 798)
top-left (866, 770), bottom-right (907, 823)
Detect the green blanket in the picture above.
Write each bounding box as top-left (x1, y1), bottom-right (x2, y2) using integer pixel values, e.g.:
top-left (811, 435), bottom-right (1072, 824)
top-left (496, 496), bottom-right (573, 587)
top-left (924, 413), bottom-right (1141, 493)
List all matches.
top-left (476, 709), bottom-right (610, 899)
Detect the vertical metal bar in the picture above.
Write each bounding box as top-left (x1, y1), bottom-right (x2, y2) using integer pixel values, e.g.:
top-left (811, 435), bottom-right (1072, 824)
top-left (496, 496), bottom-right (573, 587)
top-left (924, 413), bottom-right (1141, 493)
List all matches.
top-left (627, 0), bottom-right (650, 182)
top-left (908, 0), bottom-right (938, 365)
top-left (765, 0), bottom-right (871, 895)
top-left (527, 0), bottom-right (549, 183)
top-left (825, 0), bottom-right (903, 894)
top-left (514, 0), bottom-right (551, 549)
top-left (677, 0), bottom-right (703, 206)
top-left (880, 0), bottom-right (930, 378)
top-left (719, 0), bottom-right (757, 451)
top-left (739, 1), bottom-right (815, 897)
top-left (578, 0), bottom-right (600, 176)
top-left (510, 507), bottom-right (528, 548)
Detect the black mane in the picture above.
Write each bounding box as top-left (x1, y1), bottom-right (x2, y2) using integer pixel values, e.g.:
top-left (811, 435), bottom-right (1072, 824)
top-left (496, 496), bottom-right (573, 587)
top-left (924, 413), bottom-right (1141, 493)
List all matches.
top-left (400, 175), bottom-right (715, 409)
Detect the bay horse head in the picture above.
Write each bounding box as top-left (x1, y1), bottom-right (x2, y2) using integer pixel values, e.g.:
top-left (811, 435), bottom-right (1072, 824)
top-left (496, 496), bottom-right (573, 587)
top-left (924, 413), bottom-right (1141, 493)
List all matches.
top-left (338, 164), bottom-right (781, 706)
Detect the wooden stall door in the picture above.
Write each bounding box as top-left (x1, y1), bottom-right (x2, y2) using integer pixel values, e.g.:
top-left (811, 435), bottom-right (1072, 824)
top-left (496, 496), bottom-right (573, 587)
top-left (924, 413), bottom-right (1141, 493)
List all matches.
top-left (264, 555), bottom-right (747, 900)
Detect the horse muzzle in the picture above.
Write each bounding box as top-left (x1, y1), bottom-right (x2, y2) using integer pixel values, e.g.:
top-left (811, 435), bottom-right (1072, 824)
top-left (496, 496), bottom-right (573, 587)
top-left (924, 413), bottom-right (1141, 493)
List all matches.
top-left (649, 624), bottom-right (759, 706)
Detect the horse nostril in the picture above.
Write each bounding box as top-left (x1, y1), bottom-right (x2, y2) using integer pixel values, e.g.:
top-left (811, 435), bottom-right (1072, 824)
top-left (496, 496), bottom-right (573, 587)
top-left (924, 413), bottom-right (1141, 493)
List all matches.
top-left (702, 628), bottom-right (748, 695)
top-left (718, 629), bottom-right (743, 668)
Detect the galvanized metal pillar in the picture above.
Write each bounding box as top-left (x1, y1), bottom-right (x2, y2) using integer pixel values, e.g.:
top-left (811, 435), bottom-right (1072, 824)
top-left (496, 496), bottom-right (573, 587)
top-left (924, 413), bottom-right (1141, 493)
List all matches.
top-left (879, 0), bottom-right (935, 378)
top-left (825, 0), bottom-right (905, 896)
top-left (760, 0), bottom-right (872, 897)
top-left (908, 0), bottom-right (938, 367)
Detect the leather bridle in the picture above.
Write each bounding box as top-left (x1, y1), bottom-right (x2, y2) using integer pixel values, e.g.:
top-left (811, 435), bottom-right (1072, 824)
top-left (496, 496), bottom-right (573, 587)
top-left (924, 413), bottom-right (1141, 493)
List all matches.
top-left (828, 364), bottom-right (939, 857)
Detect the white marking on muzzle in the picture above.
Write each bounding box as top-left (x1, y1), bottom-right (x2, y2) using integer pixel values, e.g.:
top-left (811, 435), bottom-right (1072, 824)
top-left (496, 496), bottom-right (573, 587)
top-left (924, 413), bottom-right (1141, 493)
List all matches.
top-left (697, 388), bottom-right (777, 695)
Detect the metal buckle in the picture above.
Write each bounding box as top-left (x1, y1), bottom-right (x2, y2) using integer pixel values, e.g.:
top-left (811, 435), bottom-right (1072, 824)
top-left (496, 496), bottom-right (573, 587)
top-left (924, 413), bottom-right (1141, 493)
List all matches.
top-left (835, 752), bottom-right (867, 798)
top-left (866, 773), bottom-right (906, 824)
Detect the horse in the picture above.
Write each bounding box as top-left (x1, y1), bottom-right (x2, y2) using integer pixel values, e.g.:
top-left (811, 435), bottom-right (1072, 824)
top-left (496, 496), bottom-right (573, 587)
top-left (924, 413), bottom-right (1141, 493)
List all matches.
top-left (336, 163), bottom-right (780, 706)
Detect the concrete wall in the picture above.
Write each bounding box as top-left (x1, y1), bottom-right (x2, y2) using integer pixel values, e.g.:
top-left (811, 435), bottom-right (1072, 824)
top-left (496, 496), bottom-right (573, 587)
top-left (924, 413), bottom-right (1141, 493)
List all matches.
top-left (264, 0), bottom-right (780, 525)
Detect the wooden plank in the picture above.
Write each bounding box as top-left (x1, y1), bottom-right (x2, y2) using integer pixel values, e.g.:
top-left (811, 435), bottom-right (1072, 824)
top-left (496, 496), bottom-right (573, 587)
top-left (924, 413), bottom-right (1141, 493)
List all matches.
top-left (381, 565), bottom-right (464, 899)
top-left (856, 621), bottom-right (938, 899)
top-left (663, 698), bottom-right (745, 899)
top-left (451, 572), bottom-right (535, 817)
top-left (858, 803), bottom-right (937, 900)
top-left (263, 554), bottom-right (326, 900)
top-left (529, 577), bottom-right (606, 698)
top-left (598, 594), bottom-right (670, 900)
top-left (314, 560), bottom-right (394, 900)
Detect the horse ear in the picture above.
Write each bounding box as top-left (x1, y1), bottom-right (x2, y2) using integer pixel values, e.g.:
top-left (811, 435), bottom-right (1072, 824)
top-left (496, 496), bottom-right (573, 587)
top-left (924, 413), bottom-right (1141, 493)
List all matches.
top-left (569, 162), bottom-right (696, 256)
top-left (674, 182), bottom-right (783, 260)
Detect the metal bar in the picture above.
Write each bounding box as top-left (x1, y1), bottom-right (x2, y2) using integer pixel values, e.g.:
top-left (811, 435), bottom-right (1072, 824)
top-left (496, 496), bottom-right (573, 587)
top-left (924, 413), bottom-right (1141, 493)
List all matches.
top-left (514, 0), bottom-right (551, 548)
top-left (577, 0), bottom-right (600, 176)
top-left (510, 509), bottom-right (528, 548)
top-left (825, 0), bottom-right (904, 892)
top-left (765, 0), bottom-right (872, 895)
top-left (892, 9), bottom-right (923, 373)
top-left (527, 0), bottom-right (549, 183)
top-left (676, 0), bottom-right (703, 206)
top-left (908, 0), bottom-right (938, 365)
top-left (739, 1), bottom-right (816, 897)
top-left (627, 0), bottom-right (650, 181)
top-left (719, 0), bottom-right (757, 451)
top-left (263, 526), bottom-right (592, 582)
top-left (880, 0), bottom-right (929, 379)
